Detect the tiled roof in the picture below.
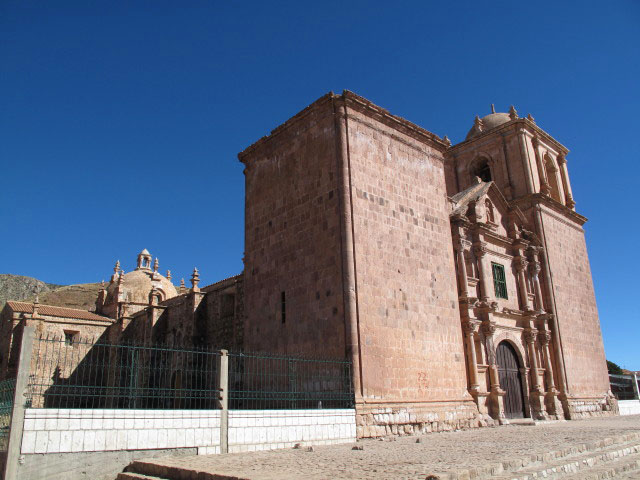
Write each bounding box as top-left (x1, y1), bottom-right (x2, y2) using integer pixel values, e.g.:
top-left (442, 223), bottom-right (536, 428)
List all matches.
top-left (5, 301), bottom-right (113, 323)
top-left (201, 273), bottom-right (242, 292)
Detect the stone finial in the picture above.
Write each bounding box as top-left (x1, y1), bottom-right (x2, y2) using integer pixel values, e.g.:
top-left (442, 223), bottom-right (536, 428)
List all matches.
top-left (491, 103), bottom-right (496, 114)
top-left (111, 260), bottom-right (121, 282)
top-left (190, 267), bottom-right (200, 291)
top-left (117, 270), bottom-right (124, 286)
top-left (32, 294), bottom-right (40, 318)
top-left (443, 135), bottom-right (451, 147)
top-left (166, 270), bottom-right (172, 281)
top-left (153, 257), bottom-right (159, 273)
top-left (474, 115), bottom-right (484, 132)
top-left (527, 113), bottom-right (535, 123)
top-left (179, 278), bottom-right (186, 294)
top-left (508, 105), bottom-right (518, 120)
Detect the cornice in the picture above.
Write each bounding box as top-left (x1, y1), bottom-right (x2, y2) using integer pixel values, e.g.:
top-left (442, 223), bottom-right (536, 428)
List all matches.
top-left (238, 92), bottom-right (336, 163)
top-left (238, 90), bottom-right (449, 164)
top-left (512, 193), bottom-right (587, 226)
top-left (447, 118), bottom-right (569, 157)
top-left (341, 90), bottom-right (449, 151)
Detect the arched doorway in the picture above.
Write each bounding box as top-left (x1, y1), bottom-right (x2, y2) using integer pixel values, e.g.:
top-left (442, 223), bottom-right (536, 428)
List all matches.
top-left (496, 341), bottom-right (525, 419)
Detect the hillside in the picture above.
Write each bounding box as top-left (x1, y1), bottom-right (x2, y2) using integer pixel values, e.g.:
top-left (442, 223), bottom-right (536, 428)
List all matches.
top-left (0, 274), bottom-right (102, 312)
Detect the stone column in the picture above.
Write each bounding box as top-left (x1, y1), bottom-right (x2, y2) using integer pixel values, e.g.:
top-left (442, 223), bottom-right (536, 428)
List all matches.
top-left (557, 154), bottom-right (575, 209)
top-left (463, 319), bottom-right (481, 391)
top-left (473, 243), bottom-right (490, 303)
top-left (517, 128), bottom-right (536, 194)
top-left (524, 328), bottom-right (542, 391)
top-left (514, 254), bottom-right (531, 311)
top-left (456, 239), bottom-right (469, 299)
top-left (482, 321), bottom-right (507, 424)
top-left (532, 136), bottom-right (550, 195)
top-left (525, 328), bottom-right (546, 419)
top-left (538, 331), bottom-right (555, 391)
top-left (528, 248), bottom-right (545, 312)
top-left (539, 330), bottom-right (563, 418)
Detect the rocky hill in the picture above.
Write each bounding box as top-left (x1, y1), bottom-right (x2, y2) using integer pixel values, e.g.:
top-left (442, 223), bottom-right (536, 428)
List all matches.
top-left (0, 274), bottom-right (102, 312)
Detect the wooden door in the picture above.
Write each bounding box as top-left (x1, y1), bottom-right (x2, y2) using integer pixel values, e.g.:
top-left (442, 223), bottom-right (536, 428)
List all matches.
top-left (496, 341), bottom-right (525, 419)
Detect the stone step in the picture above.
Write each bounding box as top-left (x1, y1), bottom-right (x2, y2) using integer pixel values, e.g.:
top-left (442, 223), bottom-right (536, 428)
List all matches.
top-left (443, 432), bottom-right (640, 480)
top-left (489, 441), bottom-right (640, 479)
top-left (561, 451), bottom-right (640, 479)
top-left (125, 459), bottom-right (251, 480)
top-left (116, 472), bottom-right (166, 480)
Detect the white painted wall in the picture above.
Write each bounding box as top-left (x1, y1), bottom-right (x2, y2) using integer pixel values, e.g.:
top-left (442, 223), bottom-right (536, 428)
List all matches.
top-left (618, 400), bottom-right (640, 416)
top-left (228, 409), bottom-right (356, 453)
top-left (20, 408), bottom-right (357, 456)
top-left (21, 409), bottom-right (221, 455)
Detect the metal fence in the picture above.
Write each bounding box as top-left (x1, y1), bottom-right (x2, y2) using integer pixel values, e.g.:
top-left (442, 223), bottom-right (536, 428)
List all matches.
top-left (29, 335), bottom-right (221, 409)
top-left (26, 334), bottom-right (354, 410)
top-left (228, 351), bottom-right (353, 409)
top-left (610, 373), bottom-right (639, 401)
top-left (0, 378), bottom-right (15, 452)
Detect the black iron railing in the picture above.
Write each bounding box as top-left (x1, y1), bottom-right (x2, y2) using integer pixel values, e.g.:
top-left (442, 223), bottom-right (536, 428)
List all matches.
top-left (0, 378), bottom-right (16, 451)
top-left (27, 334), bottom-right (354, 410)
top-left (228, 351), bottom-right (353, 409)
top-left (29, 335), bottom-right (221, 409)
top-left (610, 373), bottom-right (639, 401)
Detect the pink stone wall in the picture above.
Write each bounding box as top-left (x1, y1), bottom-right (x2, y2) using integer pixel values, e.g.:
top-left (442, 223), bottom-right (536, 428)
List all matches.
top-left (241, 99), bottom-right (346, 357)
top-left (538, 206), bottom-right (610, 397)
top-left (345, 105), bottom-right (469, 402)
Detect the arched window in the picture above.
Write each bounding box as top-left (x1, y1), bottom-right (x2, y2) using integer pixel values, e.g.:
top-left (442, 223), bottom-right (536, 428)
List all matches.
top-left (473, 158), bottom-right (492, 182)
top-left (485, 199), bottom-right (495, 223)
top-left (544, 154), bottom-right (562, 202)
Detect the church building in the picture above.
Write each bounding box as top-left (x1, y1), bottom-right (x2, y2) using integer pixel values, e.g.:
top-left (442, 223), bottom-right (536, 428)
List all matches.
top-left (0, 91), bottom-right (615, 437)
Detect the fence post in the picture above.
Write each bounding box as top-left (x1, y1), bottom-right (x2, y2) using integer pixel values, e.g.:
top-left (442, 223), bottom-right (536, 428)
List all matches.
top-left (4, 326), bottom-right (35, 480)
top-left (216, 350), bottom-right (228, 454)
top-left (632, 373), bottom-right (640, 400)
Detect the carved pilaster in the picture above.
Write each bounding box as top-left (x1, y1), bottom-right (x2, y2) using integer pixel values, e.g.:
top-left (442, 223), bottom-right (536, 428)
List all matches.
top-left (514, 255), bottom-right (532, 312)
top-left (524, 328), bottom-right (543, 393)
top-left (473, 243), bottom-right (490, 303)
top-left (557, 154), bottom-right (576, 209)
top-left (532, 136), bottom-right (551, 195)
top-left (463, 320), bottom-right (481, 391)
top-left (455, 237), bottom-right (470, 300)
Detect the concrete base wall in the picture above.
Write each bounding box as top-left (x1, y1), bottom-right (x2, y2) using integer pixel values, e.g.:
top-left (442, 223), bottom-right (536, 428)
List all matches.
top-left (619, 400), bottom-right (640, 416)
top-left (228, 409), bottom-right (355, 452)
top-left (17, 447), bottom-right (197, 480)
top-left (13, 408), bottom-right (356, 479)
top-left (21, 409), bottom-right (221, 455)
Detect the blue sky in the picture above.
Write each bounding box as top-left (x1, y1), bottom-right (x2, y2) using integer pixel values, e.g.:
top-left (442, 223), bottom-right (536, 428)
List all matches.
top-left (1, 1), bottom-right (638, 369)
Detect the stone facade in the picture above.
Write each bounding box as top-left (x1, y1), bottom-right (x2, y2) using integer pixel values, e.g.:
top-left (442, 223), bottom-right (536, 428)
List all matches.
top-left (0, 92), bottom-right (614, 437)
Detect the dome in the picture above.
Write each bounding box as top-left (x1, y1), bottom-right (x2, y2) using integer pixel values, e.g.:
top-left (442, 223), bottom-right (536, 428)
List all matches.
top-left (107, 269), bottom-right (177, 304)
top-left (465, 112), bottom-right (512, 140)
top-left (106, 250), bottom-right (178, 304)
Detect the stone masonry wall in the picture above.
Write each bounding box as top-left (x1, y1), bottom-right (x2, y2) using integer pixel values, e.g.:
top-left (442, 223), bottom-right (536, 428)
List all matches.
top-left (344, 101), bottom-right (477, 432)
top-left (538, 206), bottom-right (611, 403)
top-left (240, 96), bottom-right (346, 357)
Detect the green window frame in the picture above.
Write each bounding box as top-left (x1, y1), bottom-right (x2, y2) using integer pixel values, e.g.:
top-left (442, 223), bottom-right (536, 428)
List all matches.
top-left (491, 262), bottom-right (508, 299)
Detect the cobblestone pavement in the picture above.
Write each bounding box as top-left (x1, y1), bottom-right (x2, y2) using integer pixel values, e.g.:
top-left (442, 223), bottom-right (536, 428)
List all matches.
top-left (143, 415), bottom-right (640, 480)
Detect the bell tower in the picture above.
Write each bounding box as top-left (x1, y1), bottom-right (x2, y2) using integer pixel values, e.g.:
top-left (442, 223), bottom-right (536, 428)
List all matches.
top-left (136, 248), bottom-right (152, 270)
top-left (445, 106), bottom-right (613, 419)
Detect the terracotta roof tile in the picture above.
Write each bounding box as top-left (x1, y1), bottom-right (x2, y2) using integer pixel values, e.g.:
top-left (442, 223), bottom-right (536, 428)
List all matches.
top-left (5, 301), bottom-right (113, 323)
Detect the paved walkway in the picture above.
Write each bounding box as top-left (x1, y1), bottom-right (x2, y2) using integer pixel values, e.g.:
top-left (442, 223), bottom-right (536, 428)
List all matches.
top-left (140, 415), bottom-right (640, 480)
